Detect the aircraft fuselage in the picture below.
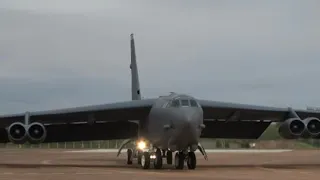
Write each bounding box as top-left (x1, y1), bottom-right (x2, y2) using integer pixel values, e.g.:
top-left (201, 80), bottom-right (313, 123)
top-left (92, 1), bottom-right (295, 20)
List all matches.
top-left (140, 93), bottom-right (204, 152)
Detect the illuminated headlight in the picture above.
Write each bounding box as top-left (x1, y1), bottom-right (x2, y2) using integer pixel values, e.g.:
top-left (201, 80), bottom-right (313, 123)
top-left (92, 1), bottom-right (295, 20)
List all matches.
top-left (137, 141), bottom-right (146, 150)
top-left (150, 155), bottom-right (156, 159)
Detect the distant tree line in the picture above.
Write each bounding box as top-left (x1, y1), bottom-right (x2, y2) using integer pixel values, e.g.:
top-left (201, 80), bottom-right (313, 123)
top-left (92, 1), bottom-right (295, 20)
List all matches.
top-left (0, 123), bottom-right (319, 149)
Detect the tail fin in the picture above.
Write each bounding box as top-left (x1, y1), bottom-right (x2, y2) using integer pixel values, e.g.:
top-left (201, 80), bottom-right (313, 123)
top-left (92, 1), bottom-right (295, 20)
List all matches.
top-left (130, 33), bottom-right (142, 100)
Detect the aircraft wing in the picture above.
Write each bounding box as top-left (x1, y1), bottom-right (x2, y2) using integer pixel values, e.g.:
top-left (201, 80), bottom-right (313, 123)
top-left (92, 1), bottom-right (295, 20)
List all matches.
top-left (198, 100), bottom-right (320, 139)
top-left (0, 98), bottom-right (156, 143)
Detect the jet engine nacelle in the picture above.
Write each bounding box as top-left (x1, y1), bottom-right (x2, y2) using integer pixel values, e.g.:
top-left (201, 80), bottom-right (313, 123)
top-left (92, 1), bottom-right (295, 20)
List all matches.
top-left (7, 122), bottom-right (28, 144)
top-left (27, 122), bottom-right (47, 144)
top-left (278, 118), bottom-right (305, 139)
top-left (301, 117), bottom-right (320, 138)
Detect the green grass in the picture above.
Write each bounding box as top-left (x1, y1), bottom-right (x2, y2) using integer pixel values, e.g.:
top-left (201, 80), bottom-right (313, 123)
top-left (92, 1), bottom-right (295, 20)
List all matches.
top-left (294, 141), bottom-right (317, 149)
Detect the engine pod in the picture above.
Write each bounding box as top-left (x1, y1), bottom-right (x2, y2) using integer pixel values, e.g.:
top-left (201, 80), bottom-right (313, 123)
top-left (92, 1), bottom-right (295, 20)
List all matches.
top-left (27, 122), bottom-right (47, 144)
top-left (301, 117), bottom-right (320, 138)
top-left (7, 122), bottom-right (28, 144)
top-left (278, 118), bottom-right (305, 139)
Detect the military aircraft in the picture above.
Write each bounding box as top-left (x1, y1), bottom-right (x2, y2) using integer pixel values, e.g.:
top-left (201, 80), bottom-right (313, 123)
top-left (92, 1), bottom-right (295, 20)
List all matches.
top-left (0, 34), bottom-right (320, 170)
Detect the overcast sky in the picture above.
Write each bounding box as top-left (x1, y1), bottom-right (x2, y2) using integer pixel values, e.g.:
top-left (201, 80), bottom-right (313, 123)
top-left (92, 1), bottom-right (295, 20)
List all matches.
top-left (0, 0), bottom-right (319, 113)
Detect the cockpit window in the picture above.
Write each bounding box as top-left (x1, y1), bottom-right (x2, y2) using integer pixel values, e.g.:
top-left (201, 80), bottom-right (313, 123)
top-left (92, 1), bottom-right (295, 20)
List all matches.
top-left (190, 99), bottom-right (198, 107)
top-left (180, 99), bottom-right (190, 107)
top-left (171, 99), bottom-right (180, 107)
top-left (166, 98), bottom-right (198, 108)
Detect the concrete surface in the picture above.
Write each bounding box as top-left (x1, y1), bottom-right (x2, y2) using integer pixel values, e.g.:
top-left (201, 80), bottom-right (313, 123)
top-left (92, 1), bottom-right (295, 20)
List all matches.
top-left (0, 148), bottom-right (319, 180)
top-left (65, 149), bottom-right (293, 153)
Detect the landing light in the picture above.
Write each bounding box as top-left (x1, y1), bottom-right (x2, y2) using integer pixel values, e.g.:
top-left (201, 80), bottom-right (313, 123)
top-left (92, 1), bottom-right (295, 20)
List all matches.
top-left (137, 141), bottom-right (146, 150)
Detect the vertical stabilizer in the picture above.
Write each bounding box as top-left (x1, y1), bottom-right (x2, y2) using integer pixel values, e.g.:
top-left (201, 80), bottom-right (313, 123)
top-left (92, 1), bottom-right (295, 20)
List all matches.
top-left (130, 33), bottom-right (142, 100)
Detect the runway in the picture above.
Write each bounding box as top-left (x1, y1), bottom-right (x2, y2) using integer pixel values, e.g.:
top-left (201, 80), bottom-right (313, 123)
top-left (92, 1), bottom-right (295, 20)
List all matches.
top-left (0, 149), bottom-right (320, 180)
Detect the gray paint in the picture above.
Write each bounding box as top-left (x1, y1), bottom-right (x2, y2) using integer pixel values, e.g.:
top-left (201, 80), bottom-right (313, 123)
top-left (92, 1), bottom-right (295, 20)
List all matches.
top-left (130, 33), bottom-right (141, 101)
top-left (145, 93), bottom-right (203, 151)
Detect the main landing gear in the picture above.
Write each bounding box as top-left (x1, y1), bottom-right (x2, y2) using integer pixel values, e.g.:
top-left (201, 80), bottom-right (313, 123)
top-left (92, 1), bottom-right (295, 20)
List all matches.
top-left (126, 149), bottom-right (133, 165)
top-left (174, 151), bottom-right (196, 170)
top-left (126, 147), bottom-right (196, 170)
top-left (140, 148), bottom-right (172, 169)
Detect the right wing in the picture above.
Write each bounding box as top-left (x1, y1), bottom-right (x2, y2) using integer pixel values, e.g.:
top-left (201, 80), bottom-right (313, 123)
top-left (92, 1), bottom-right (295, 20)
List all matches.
top-left (0, 98), bottom-right (156, 143)
top-left (198, 100), bottom-right (320, 139)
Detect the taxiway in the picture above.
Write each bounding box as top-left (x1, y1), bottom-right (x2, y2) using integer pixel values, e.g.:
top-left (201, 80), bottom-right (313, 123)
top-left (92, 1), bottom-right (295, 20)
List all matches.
top-left (0, 148), bottom-right (319, 180)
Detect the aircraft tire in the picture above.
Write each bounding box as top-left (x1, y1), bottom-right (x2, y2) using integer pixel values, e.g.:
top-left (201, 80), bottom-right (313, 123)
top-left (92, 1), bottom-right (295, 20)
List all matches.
top-left (141, 152), bottom-right (150, 169)
top-left (187, 152), bottom-right (196, 169)
top-left (166, 150), bottom-right (172, 164)
top-left (174, 152), bottom-right (184, 169)
top-left (127, 149), bottom-right (133, 165)
top-left (137, 150), bottom-right (142, 164)
top-left (153, 148), bottom-right (163, 169)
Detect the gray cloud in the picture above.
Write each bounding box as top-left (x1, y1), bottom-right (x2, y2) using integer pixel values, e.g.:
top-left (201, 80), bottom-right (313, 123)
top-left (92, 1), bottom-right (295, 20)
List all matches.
top-left (0, 0), bottom-right (319, 113)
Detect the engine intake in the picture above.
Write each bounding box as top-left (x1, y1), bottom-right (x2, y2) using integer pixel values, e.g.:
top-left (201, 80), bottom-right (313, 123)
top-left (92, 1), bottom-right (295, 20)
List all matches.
top-left (7, 122), bottom-right (28, 144)
top-left (27, 122), bottom-right (47, 144)
top-left (301, 117), bottom-right (320, 138)
top-left (278, 118), bottom-right (305, 139)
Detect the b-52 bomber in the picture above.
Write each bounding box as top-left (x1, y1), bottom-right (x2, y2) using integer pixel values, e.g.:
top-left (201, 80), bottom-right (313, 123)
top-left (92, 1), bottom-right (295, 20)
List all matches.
top-left (0, 34), bottom-right (319, 170)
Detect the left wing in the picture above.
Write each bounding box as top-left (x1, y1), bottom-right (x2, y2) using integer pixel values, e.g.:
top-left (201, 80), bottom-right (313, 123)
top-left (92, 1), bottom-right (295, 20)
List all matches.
top-left (198, 100), bottom-right (320, 139)
top-left (0, 99), bottom-right (156, 143)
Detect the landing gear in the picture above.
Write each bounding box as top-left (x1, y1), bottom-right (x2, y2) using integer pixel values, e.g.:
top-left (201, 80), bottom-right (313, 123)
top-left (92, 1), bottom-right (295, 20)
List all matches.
top-left (125, 142), bottom-right (198, 170)
top-left (141, 152), bottom-right (151, 169)
top-left (174, 151), bottom-right (197, 170)
top-left (137, 150), bottom-right (142, 164)
top-left (127, 149), bottom-right (133, 165)
top-left (153, 148), bottom-right (163, 169)
top-left (187, 152), bottom-right (196, 169)
top-left (174, 152), bottom-right (185, 169)
top-left (166, 150), bottom-right (172, 164)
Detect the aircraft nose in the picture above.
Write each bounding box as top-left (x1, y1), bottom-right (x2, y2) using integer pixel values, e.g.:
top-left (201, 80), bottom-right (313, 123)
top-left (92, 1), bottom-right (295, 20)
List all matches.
top-left (178, 108), bottom-right (202, 138)
top-left (181, 109), bottom-right (199, 126)
top-left (168, 108), bottom-right (203, 151)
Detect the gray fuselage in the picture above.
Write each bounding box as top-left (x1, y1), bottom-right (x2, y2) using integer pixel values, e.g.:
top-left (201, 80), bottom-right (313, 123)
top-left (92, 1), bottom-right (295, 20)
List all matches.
top-left (141, 93), bottom-right (204, 152)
